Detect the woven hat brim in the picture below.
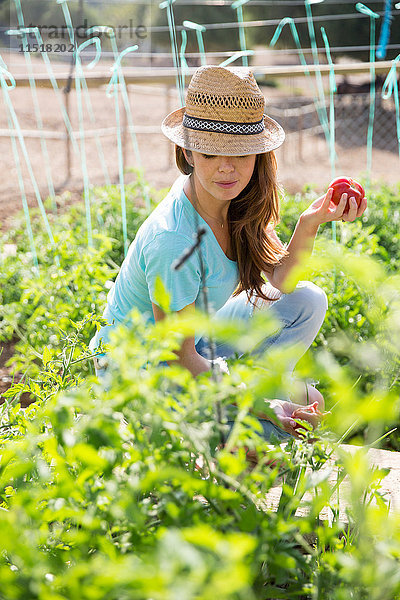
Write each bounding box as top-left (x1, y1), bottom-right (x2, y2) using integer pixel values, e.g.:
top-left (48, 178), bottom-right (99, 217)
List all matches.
top-left (161, 107), bottom-right (285, 156)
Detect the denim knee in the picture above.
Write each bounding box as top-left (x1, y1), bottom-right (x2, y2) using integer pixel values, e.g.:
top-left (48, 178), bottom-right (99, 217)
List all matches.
top-left (292, 281), bottom-right (328, 325)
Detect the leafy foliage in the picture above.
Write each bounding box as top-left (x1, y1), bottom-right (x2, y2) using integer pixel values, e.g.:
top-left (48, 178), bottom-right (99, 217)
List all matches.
top-left (0, 303), bottom-right (399, 599)
top-left (277, 182), bottom-right (400, 449)
top-left (0, 180), bottom-right (160, 374)
top-left (0, 179), bottom-right (400, 598)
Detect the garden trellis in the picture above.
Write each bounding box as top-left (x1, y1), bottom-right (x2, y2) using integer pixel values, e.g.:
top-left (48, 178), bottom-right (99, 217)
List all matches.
top-left (1, 0), bottom-right (400, 263)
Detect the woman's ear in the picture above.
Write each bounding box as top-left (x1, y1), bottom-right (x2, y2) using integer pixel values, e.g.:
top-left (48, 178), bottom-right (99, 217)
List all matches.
top-left (183, 149), bottom-right (194, 167)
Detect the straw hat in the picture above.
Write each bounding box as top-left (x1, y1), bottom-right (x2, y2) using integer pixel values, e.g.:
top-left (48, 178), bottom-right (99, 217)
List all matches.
top-left (161, 65), bottom-right (285, 156)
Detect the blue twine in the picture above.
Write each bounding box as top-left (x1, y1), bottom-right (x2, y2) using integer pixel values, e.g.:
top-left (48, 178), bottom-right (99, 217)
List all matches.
top-left (0, 60), bottom-right (58, 263)
top-left (106, 45), bottom-right (140, 257)
top-left (75, 37), bottom-right (102, 248)
top-left (270, 17), bottom-right (330, 143)
top-left (356, 3), bottom-right (380, 188)
top-left (88, 26), bottom-right (150, 210)
top-left (231, 0), bottom-right (251, 67)
top-left (382, 53), bottom-right (400, 159)
top-left (160, 0), bottom-right (185, 106)
top-left (376, 0), bottom-right (393, 60)
top-left (219, 50), bottom-right (254, 67)
top-left (183, 21), bottom-right (207, 67)
top-left (179, 29), bottom-right (189, 90)
top-left (10, 0), bottom-right (56, 210)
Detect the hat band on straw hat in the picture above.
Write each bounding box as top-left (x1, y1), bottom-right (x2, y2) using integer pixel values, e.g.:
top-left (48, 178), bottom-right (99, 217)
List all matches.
top-left (183, 114), bottom-right (265, 136)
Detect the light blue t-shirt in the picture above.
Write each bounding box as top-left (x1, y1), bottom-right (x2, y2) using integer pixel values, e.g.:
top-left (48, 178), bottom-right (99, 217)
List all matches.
top-left (90, 175), bottom-right (240, 350)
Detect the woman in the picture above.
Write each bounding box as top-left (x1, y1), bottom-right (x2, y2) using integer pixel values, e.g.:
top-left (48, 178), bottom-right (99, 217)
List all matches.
top-left (90, 65), bottom-right (367, 440)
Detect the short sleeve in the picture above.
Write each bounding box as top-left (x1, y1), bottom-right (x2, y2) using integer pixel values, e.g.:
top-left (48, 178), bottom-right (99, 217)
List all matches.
top-left (143, 231), bottom-right (202, 312)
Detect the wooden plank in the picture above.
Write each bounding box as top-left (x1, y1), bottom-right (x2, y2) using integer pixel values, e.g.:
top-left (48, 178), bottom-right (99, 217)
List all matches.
top-left (263, 444), bottom-right (400, 524)
top-left (11, 61), bottom-right (395, 88)
top-left (0, 125), bottom-right (160, 140)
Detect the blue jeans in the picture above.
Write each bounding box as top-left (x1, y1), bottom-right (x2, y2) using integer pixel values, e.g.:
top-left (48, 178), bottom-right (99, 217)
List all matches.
top-left (195, 281), bottom-right (327, 367)
top-left (194, 281), bottom-right (328, 442)
top-left (95, 281), bottom-right (327, 443)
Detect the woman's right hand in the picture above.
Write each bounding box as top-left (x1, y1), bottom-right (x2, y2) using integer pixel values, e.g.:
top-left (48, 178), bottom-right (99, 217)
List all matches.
top-left (263, 399), bottom-right (324, 437)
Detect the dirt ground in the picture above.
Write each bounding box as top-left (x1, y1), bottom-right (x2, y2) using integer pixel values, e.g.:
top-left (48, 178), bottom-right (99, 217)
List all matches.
top-left (1, 52), bottom-right (400, 230)
top-left (0, 339), bottom-right (31, 406)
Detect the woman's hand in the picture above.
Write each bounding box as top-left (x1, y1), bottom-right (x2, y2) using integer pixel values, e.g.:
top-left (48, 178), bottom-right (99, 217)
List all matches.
top-left (300, 188), bottom-right (367, 232)
top-left (264, 399), bottom-right (325, 438)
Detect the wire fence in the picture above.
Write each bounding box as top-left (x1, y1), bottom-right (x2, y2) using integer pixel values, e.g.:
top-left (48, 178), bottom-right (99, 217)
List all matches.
top-left (1, 76), bottom-right (399, 219)
top-left (268, 91), bottom-right (400, 159)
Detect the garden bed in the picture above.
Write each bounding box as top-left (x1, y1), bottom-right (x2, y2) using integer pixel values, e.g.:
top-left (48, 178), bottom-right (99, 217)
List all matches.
top-left (1, 178), bottom-right (400, 598)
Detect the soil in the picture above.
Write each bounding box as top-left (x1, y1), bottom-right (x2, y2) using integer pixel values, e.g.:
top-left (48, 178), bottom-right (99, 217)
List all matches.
top-left (0, 340), bottom-right (32, 407)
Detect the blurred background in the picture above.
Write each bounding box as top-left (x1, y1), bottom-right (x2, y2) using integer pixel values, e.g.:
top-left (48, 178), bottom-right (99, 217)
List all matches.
top-left (0, 0), bottom-right (399, 226)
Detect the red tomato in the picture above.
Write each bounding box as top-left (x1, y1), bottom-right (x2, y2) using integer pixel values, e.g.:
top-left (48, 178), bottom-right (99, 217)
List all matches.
top-left (328, 176), bottom-right (365, 210)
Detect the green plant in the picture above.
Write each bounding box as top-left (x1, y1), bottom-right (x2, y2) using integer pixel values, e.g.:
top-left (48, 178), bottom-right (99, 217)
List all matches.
top-left (1, 179), bottom-right (400, 438)
top-left (0, 289), bottom-right (399, 599)
top-left (0, 177), bottom-right (400, 600)
top-left (0, 179), bottom-right (160, 375)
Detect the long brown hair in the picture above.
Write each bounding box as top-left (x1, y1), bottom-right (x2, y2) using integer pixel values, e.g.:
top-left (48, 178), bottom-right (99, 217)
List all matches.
top-left (175, 146), bottom-right (288, 305)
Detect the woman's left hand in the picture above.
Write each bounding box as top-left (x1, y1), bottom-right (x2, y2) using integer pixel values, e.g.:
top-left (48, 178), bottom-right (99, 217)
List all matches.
top-left (300, 188), bottom-right (367, 230)
top-left (262, 399), bottom-right (326, 438)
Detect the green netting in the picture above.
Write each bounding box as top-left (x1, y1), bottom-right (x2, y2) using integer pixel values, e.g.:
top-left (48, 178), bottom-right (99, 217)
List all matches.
top-left (382, 53), bottom-right (400, 159)
top-left (356, 2), bottom-right (380, 189)
top-left (231, 0), bottom-right (250, 67)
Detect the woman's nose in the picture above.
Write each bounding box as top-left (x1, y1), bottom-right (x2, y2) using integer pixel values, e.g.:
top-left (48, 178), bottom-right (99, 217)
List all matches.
top-left (218, 158), bottom-right (234, 172)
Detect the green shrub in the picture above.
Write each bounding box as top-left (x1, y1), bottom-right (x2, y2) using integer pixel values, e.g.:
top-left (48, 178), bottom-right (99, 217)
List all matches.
top-left (0, 179), bottom-right (161, 374)
top-left (0, 293), bottom-right (399, 599)
top-left (1, 177), bottom-right (400, 596)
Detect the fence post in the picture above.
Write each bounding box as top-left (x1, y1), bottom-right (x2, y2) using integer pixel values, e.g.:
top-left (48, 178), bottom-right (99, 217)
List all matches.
top-left (122, 85), bottom-right (128, 168)
top-left (64, 88), bottom-right (72, 183)
top-left (165, 84), bottom-right (173, 168)
top-left (298, 110), bottom-right (304, 162)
